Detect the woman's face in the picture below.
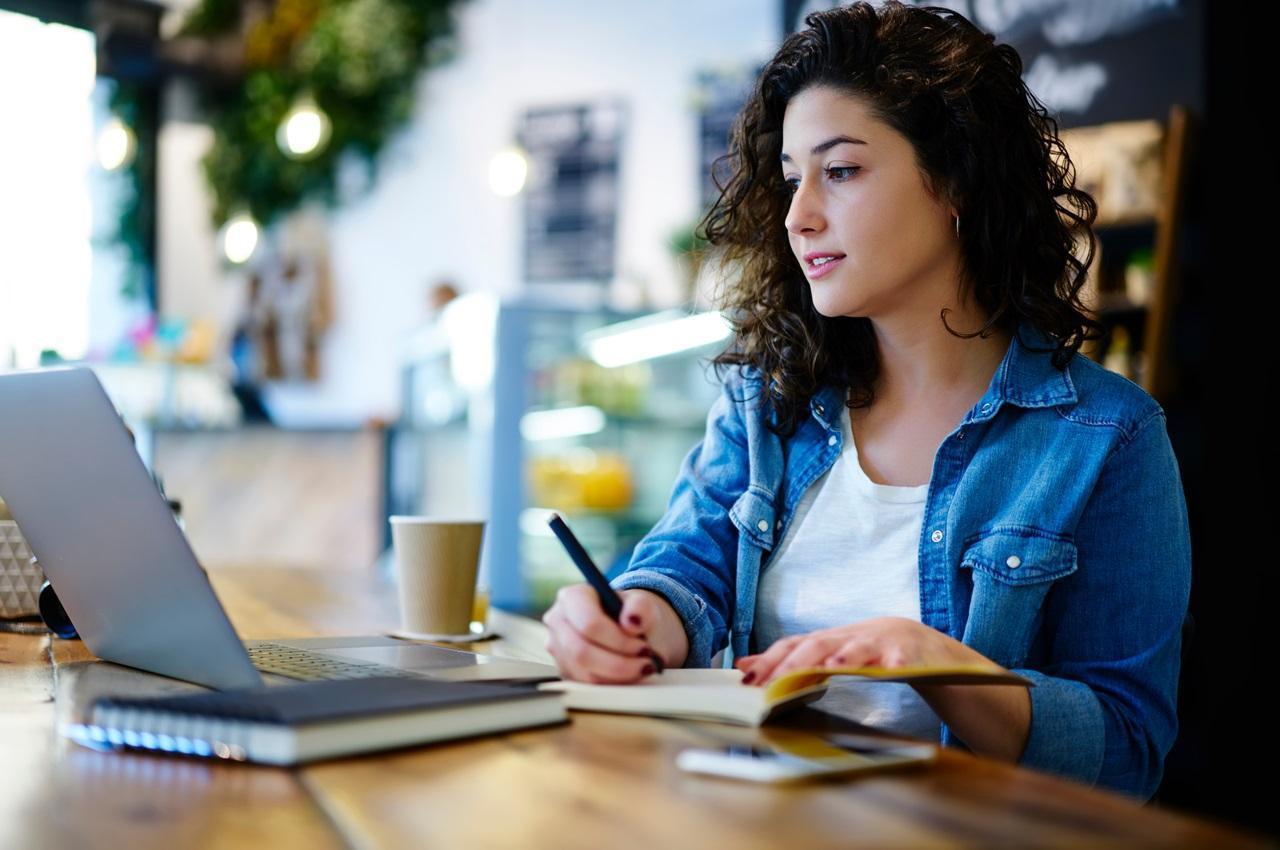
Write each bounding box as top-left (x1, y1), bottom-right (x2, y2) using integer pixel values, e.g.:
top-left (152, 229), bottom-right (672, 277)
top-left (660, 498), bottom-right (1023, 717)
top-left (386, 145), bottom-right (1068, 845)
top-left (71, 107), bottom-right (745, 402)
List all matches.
top-left (781, 85), bottom-right (958, 320)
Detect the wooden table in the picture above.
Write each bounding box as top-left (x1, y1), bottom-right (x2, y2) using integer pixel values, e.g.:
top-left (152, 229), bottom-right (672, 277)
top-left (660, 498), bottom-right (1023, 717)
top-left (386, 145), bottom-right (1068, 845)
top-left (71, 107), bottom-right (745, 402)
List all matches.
top-left (1, 567), bottom-right (1269, 849)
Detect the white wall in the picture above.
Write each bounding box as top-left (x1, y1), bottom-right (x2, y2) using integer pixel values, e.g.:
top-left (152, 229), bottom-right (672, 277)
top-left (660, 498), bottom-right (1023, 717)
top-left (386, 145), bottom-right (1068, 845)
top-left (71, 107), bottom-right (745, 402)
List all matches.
top-left (158, 0), bottom-right (778, 426)
top-left (157, 79), bottom-right (233, 361)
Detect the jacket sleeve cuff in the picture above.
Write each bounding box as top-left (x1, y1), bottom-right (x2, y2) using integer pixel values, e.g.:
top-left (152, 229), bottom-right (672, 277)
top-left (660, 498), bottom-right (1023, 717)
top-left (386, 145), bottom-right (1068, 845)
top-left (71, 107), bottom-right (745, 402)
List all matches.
top-left (609, 569), bottom-right (717, 668)
top-left (1011, 668), bottom-right (1106, 786)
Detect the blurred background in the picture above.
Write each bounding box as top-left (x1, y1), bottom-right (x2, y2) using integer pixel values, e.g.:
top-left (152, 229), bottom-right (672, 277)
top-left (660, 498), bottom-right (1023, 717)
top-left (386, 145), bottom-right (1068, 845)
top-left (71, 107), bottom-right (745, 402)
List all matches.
top-left (1, 0), bottom-right (1263, 832)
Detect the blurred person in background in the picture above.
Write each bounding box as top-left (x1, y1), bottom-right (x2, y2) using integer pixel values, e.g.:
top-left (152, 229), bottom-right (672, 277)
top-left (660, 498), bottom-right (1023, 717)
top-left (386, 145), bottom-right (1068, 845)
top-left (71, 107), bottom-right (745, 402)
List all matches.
top-left (401, 279), bottom-right (465, 426)
top-left (227, 271), bottom-right (273, 423)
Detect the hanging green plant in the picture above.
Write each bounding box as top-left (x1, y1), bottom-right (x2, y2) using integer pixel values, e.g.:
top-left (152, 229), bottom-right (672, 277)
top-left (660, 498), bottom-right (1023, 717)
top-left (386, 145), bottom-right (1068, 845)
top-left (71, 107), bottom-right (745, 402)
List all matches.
top-left (102, 81), bottom-right (156, 303)
top-left (177, 0), bottom-right (469, 229)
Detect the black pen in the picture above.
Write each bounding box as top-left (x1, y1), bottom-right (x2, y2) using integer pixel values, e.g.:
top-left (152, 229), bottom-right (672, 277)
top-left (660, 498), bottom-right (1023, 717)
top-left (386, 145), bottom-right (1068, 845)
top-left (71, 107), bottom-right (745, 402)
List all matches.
top-left (547, 512), bottom-right (664, 674)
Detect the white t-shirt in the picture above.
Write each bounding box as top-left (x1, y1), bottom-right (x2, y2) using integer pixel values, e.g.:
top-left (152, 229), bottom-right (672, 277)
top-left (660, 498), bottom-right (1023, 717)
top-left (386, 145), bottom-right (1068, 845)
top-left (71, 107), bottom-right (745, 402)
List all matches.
top-left (752, 402), bottom-right (944, 742)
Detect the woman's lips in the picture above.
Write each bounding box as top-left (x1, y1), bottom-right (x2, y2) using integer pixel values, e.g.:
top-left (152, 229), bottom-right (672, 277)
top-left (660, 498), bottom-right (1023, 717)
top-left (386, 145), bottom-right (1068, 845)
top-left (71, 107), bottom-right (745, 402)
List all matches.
top-left (805, 255), bottom-right (845, 279)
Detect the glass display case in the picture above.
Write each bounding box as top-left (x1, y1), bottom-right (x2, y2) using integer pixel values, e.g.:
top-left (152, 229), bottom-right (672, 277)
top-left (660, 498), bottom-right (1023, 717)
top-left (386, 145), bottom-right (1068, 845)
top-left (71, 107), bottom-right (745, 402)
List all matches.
top-left (385, 293), bottom-right (728, 617)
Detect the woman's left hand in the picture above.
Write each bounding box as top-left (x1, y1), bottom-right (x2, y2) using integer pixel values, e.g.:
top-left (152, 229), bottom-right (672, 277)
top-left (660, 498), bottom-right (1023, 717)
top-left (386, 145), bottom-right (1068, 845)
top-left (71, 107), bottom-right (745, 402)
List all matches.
top-left (734, 616), bottom-right (992, 686)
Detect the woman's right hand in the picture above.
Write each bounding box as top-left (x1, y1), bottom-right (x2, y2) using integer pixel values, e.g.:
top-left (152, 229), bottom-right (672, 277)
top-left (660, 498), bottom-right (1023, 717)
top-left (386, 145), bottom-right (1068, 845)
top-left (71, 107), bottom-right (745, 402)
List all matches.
top-left (542, 584), bottom-right (688, 683)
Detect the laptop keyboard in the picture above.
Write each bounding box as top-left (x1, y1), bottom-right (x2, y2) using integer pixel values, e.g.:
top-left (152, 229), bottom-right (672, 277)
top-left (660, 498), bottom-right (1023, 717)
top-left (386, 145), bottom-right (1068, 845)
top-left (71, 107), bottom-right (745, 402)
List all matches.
top-left (247, 642), bottom-right (429, 682)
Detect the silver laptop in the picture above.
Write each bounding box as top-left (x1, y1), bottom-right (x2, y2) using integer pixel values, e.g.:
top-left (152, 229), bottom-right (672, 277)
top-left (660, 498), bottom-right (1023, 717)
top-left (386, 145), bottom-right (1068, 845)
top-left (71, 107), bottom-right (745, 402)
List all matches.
top-left (0, 366), bottom-right (562, 690)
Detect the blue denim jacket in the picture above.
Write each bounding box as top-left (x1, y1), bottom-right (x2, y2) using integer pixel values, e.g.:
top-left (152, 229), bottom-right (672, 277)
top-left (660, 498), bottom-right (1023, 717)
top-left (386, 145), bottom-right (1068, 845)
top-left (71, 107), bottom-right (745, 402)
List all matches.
top-left (611, 321), bottom-right (1191, 802)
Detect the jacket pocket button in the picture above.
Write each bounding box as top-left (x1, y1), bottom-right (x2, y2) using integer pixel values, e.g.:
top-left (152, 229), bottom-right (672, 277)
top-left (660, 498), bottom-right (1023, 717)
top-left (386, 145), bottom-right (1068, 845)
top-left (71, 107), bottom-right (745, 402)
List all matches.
top-left (931, 529), bottom-right (943, 543)
top-left (1006, 555), bottom-right (1021, 568)
top-left (757, 519), bottom-right (769, 532)
top-left (828, 435), bottom-right (837, 446)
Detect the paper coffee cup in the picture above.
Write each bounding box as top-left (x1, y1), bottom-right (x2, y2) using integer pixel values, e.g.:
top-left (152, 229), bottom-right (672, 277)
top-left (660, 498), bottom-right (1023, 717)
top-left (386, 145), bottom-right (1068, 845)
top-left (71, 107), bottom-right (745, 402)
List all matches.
top-left (390, 516), bottom-right (485, 636)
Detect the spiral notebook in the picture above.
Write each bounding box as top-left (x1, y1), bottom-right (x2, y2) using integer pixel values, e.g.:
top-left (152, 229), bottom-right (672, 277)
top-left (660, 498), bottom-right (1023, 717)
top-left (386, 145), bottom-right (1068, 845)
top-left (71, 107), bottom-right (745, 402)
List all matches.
top-left (62, 676), bottom-right (569, 765)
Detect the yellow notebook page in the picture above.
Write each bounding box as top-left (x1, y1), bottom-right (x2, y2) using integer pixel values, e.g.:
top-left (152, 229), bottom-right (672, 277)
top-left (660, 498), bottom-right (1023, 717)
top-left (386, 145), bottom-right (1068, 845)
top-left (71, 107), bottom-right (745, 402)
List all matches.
top-left (762, 662), bottom-right (1033, 702)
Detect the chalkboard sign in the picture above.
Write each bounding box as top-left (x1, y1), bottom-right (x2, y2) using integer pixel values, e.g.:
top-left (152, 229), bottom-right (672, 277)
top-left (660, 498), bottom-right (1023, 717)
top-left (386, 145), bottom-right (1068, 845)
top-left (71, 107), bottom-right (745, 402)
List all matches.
top-left (782, 0), bottom-right (1203, 128)
top-left (517, 101), bottom-right (626, 284)
top-left (693, 65), bottom-right (762, 213)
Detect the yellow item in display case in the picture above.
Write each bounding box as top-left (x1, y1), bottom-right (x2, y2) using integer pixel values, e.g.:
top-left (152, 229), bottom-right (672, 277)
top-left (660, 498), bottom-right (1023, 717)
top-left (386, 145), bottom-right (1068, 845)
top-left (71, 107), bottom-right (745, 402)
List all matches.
top-left (528, 449), bottom-right (633, 510)
top-left (580, 452), bottom-right (632, 509)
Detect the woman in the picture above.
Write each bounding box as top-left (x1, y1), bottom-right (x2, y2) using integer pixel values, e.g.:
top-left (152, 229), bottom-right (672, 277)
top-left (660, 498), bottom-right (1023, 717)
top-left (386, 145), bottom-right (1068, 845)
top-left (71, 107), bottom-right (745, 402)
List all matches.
top-left (541, 2), bottom-right (1190, 803)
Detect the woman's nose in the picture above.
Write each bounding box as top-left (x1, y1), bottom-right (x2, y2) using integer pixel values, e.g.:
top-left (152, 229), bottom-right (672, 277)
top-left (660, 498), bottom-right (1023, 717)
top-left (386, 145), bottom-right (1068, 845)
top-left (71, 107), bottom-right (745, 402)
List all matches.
top-left (784, 183), bottom-right (823, 235)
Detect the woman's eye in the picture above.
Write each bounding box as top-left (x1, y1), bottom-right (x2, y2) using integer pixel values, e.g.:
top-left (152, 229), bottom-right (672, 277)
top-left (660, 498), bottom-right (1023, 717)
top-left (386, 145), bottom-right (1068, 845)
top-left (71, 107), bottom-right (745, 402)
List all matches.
top-left (782, 166), bottom-right (860, 194)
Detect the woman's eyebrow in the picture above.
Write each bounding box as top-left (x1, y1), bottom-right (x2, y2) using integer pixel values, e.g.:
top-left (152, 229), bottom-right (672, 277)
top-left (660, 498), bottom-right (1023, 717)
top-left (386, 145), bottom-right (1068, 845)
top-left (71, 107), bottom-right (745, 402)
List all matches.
top-left (780, 136), bottom-right (867, 164)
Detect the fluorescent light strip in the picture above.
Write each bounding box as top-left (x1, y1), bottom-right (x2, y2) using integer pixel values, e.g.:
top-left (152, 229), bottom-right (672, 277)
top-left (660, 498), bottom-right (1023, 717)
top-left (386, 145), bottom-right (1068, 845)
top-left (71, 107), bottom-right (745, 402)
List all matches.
top-left (584, 311), bottom-right (731, 368)
top-left (520, 406), bottom-right (606, 442)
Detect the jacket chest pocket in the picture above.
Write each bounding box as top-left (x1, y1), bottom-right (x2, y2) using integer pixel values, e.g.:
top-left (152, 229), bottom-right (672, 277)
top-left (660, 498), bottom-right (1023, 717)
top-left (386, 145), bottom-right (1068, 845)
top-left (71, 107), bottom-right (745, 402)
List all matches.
top-left (730, 488), bottom-right (776, 551)
top-left (957, 527), bottom-right (1078, 669)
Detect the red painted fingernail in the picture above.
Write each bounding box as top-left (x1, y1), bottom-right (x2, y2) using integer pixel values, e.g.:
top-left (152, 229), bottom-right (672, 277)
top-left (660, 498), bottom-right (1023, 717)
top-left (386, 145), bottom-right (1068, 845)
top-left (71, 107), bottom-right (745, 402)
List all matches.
top-left (641, 663), bottom-right (654, 675)
top-left (636, 647), bottom-right (650, 657)
top-left (742, 671), bottom-right (756, 684)
top-left (628, 615), bottom-right (642, 626)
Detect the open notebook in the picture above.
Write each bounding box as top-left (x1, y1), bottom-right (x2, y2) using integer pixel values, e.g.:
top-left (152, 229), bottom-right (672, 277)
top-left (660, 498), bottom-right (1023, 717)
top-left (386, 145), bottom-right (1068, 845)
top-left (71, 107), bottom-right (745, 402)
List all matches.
top-left (537, 663), bottom-right (1034, 726)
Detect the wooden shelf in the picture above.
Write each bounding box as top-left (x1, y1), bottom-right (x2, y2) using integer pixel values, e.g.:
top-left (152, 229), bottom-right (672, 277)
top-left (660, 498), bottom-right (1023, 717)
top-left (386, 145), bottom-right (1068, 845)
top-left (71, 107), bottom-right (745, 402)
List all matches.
top-left (1072, 104), bottom-right (1197, 401)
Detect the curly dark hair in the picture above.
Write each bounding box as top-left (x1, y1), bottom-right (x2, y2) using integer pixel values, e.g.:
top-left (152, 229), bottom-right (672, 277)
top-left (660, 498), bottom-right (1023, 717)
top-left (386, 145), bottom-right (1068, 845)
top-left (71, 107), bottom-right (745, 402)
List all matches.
top-left (701, 1), bottom-right (1104, 438)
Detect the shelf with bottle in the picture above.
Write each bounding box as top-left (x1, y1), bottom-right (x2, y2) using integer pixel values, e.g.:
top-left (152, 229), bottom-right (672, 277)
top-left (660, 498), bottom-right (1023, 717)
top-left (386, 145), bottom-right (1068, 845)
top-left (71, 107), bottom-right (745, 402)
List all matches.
top-left (1059, 107), bottom-right (1194, 403)
top-left (527, 352), bottom-right (720, 432)
top-left (532, 357), bottom-right (651, 415)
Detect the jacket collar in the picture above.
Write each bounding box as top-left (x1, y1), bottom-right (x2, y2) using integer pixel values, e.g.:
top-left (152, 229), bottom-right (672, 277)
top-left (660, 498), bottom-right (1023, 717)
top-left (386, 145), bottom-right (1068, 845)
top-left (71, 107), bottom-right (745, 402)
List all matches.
top-left (807, 321), bottom-right (1077, 430)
